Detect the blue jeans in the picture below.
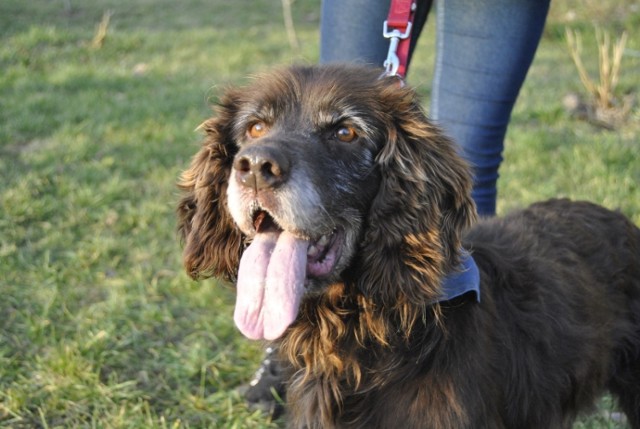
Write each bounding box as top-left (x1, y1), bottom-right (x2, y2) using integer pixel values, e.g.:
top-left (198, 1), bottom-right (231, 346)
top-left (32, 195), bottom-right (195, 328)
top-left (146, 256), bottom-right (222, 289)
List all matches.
top-left (320, 0), bottom-right (550, 216)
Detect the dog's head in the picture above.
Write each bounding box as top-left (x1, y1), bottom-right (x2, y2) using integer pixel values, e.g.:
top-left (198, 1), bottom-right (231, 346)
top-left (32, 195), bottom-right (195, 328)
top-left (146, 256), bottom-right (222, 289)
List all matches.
top-left (178, 65), bottom-right (476, 340)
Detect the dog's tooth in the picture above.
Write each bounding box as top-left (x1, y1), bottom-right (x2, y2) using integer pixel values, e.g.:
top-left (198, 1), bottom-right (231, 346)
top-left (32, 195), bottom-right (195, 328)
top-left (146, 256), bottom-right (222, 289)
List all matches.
top-left (317, 234), bottom-right (329, 247)
top-left (307, 245), bottom-right (319, 257)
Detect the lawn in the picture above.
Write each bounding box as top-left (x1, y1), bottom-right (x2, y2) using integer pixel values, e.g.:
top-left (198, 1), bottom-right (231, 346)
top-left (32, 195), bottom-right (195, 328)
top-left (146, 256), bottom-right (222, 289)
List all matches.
top-left (0, 0), bottom-right (638, 427)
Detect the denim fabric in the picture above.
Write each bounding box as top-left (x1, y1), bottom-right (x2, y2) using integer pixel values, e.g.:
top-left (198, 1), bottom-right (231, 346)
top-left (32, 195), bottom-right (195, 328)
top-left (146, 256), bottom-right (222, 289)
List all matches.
top-left (320, 0), bottom-right (391, 66)
top-left (320, 0), bottom-right (550, 216)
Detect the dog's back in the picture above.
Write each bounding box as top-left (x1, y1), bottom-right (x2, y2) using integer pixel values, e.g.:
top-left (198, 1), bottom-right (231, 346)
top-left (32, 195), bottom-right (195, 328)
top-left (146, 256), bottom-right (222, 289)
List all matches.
top-left (461, 199), bottom-right (640, 428)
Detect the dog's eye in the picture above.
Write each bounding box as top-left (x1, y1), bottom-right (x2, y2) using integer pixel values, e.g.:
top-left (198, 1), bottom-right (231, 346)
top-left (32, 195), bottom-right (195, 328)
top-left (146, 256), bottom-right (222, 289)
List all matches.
top-left (248, 121), bottom-right (269, 139)
top-left (335, 126), bottom-right (358, 143)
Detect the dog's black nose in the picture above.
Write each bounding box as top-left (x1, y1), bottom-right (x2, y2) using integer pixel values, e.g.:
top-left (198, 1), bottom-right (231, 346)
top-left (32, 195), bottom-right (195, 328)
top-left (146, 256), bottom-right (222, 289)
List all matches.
top-left (234, 146), bottom-right (290, 191)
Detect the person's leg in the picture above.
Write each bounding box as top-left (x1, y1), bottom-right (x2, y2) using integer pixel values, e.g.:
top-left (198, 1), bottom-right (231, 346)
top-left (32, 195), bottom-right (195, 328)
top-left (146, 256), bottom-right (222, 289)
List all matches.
top-left (320, 0), bottom-right (433, 69)
top-left (430, 0), bottom-right (550, 216)
top-left (320, 0), bottom-right (390, 65)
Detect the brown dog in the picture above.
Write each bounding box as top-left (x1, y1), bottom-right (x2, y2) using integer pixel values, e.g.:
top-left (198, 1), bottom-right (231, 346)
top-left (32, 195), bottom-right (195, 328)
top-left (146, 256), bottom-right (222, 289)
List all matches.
top-left (178, 65), bottom-right (640, 429)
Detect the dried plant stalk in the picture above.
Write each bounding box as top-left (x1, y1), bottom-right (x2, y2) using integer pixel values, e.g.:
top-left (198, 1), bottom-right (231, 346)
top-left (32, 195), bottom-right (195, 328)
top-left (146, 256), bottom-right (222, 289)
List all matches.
top-left (281, 0), bottom-right (300, 54)
top-left (91, 10), bottom-right (113, 49)
top-left (565, 27), bottom-right (628, 110)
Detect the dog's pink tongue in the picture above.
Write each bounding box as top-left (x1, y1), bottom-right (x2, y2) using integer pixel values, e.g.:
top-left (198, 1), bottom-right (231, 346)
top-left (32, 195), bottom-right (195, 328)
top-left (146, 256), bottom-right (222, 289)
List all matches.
top-left (234, 231), bottom-right (307, 340)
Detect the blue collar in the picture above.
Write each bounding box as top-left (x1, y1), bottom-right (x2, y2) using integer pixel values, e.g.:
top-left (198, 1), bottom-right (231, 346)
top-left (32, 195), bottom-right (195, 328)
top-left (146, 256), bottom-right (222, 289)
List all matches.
top-left (438, 252), bottom-right (480, 303)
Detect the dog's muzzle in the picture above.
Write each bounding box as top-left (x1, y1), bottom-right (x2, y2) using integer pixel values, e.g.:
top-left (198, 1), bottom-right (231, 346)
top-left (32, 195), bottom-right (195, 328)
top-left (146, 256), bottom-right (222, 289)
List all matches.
top-left (234, 144), bottom-right (290, 192)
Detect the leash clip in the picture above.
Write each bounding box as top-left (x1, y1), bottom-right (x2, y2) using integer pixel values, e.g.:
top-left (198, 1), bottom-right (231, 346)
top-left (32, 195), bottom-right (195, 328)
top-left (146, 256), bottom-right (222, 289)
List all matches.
top-left (382, 20), bottom-right (412, 77)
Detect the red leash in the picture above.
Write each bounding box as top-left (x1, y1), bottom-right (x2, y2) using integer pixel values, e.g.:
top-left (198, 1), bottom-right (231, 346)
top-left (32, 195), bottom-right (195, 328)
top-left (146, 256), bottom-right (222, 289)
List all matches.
top-left (383, 0), bottom-right (417, 79)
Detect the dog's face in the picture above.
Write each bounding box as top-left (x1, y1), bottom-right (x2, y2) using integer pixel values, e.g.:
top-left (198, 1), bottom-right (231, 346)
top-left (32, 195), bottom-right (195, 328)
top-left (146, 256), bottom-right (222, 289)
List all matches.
top-left (226, 68), bottom-right (390, 280)
top-left (178, 65), bottom-right (476, 340)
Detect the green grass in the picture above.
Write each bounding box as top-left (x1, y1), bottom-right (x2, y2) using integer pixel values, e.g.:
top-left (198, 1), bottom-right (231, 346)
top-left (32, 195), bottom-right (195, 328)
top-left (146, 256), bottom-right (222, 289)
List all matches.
top-left (0, 0), bottom-right (638, 427)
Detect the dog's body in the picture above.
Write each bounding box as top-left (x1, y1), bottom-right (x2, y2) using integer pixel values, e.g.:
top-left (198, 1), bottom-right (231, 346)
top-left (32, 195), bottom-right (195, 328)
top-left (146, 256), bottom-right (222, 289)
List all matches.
top-left (178, 65), bottom-right (640, 428)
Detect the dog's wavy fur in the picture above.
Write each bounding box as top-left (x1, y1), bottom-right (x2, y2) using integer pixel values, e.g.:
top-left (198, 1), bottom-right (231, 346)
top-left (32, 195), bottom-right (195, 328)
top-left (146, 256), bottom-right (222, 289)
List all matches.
top-left (178, 65), bottom-right (640, 428)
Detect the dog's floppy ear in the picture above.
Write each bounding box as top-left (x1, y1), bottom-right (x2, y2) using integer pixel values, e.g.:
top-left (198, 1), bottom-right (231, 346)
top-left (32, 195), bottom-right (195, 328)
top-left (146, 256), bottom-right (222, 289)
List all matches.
top-left (177, 91), bottom-right (244, 281)
top-left (355, 83), bottom-right (477, 311)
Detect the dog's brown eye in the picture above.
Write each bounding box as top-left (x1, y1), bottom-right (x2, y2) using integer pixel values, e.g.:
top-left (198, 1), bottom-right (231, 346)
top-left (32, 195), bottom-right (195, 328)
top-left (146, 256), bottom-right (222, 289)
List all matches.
top-left (336, 126), bottom-right (357, 143)
top-left (248, 121), bottom-right (269, 139)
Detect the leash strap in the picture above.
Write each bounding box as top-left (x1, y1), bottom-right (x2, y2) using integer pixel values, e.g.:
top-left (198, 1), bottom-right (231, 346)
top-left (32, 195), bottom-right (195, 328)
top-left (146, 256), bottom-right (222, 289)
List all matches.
top-left (383, 0), bottom-right (417, 78)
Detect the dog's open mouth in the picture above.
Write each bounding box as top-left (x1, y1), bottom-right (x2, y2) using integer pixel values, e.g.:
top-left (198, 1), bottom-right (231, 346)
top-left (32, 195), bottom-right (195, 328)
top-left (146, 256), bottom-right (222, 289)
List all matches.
top-left (251, 209), bottom-right (343, 279)
top-left (234, 209), bottom-right (344, 341)
top-left (252, 209), bottom-right (278, 233)
top-left (306, 228), bottom-right (343, 278)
